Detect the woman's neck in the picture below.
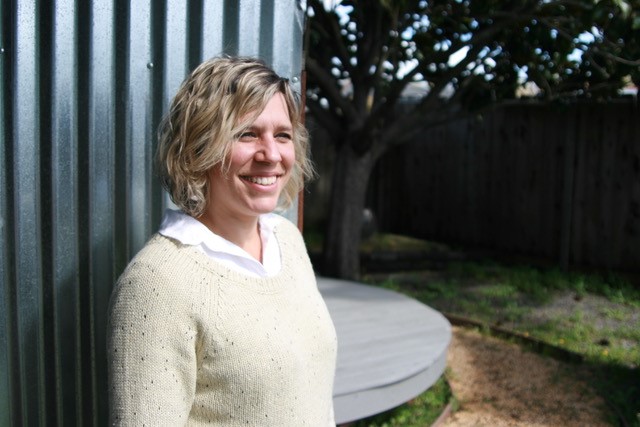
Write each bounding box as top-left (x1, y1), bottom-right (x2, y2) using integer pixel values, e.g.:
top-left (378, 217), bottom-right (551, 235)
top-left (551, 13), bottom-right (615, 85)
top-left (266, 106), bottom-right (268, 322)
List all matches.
top-left (197, 212), bottom-right (263, 262)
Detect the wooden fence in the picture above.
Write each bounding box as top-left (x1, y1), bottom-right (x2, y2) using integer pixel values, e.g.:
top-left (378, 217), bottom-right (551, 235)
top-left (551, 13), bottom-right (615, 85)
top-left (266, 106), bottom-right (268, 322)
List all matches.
top-left (372, 99), bottom-right (640, 272)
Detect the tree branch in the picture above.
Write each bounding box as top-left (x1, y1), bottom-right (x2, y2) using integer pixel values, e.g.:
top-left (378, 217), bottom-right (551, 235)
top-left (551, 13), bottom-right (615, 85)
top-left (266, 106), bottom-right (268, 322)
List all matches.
top-left (306, 58), bottom-right (359, 123)
top-left (308, 0), bottom-right (352, 69)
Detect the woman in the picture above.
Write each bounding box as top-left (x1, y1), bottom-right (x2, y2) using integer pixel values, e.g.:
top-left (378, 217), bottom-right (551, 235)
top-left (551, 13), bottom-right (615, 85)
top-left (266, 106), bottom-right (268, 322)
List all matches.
top-left (108, 56), bottom-right (337, 426)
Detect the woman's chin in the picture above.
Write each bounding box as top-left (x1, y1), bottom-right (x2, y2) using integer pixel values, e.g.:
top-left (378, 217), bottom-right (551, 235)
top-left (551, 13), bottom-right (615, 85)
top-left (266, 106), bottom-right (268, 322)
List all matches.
top-left (246, 199), bottom-right (281, 216)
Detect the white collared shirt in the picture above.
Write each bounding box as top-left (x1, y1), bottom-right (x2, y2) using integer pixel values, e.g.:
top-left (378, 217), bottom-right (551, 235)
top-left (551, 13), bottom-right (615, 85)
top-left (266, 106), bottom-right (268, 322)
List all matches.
top-left (158, 209), bottom-right (282, 278)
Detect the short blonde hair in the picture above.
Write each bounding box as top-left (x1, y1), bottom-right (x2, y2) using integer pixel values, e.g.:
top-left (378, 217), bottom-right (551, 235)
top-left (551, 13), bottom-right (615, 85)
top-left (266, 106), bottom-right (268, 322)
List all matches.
top-left (157, 56), bottom-right (314, 217)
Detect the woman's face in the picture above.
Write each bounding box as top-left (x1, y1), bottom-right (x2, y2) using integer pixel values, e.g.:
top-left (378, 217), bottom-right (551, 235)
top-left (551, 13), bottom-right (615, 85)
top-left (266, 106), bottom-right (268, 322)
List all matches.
top-left (205, 92), bottom-right (295, 222)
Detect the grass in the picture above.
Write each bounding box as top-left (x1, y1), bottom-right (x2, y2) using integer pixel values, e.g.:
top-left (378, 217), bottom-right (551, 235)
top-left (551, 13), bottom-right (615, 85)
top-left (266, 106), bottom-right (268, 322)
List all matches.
top-left (349, 375), bottom-right (455, 427)
top-left (365, 262), bottom-right (640, 364)
top-left (371, 270), bottom-right (639, 425)
top-left (309, 232), bottom-right (640, 427)
top-left (359, 233), bottom-right (449, 254)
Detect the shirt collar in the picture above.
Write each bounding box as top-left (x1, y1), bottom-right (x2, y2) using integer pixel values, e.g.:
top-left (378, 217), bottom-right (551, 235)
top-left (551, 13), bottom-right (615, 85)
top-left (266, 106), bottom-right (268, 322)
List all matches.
top-left (158, 209), bottom-right (282, 276)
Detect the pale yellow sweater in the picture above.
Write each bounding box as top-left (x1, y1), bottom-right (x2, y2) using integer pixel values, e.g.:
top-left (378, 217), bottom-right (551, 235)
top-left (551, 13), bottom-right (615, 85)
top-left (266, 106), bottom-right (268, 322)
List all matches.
top-left (108, 219), bottom-right (337, 426)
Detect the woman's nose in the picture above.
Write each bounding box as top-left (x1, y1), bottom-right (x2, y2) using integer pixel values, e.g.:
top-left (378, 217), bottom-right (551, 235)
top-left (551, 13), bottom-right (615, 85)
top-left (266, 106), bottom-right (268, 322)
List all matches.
top-left (256, 135), bottom-right (282, 163)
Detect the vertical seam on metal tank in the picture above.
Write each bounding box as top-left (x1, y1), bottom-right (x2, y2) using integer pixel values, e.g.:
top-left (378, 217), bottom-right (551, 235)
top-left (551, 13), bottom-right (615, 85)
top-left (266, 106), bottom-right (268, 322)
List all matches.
top-left (223, 0), bottom-right (240, 56)
top-left (1, 2), bottom-right (19, 424)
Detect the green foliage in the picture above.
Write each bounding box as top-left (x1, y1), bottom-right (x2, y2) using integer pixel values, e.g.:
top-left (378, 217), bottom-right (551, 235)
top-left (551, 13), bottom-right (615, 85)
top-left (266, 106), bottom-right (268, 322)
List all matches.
top-left (359, 233), bottom-right (447, 253)
top-left (350, 375), bottom-right (454, 427)
top-left (303, 228), bottom-right (324, 252)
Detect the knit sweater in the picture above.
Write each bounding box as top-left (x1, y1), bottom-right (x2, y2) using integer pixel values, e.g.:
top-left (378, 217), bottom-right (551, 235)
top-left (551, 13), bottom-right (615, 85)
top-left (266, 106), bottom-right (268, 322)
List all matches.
top-left (108, 218), bottom-right (337, 426)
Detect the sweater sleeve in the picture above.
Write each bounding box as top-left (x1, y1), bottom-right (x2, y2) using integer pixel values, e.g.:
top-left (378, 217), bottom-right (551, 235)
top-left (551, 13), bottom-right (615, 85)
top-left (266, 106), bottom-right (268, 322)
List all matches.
top-left (108, 259), bottom-right (200, 426)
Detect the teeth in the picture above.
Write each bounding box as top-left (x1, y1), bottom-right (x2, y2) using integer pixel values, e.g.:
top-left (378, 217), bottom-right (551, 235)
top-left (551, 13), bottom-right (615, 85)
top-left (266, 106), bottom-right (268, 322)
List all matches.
top-left (244, 176), bottom-right (277, 185)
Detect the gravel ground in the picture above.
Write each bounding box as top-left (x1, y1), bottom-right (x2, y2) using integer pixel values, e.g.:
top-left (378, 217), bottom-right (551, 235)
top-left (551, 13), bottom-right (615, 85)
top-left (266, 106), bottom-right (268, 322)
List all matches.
top-left (441, 326), bottom-right (611, 427)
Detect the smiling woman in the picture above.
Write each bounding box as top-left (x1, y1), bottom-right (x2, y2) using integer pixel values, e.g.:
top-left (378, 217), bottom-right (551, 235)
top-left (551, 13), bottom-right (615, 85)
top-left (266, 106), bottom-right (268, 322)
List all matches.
top-left (107, 56), bottom-right (336, 426)
top-left (200, 93), bottom-right (296, 260)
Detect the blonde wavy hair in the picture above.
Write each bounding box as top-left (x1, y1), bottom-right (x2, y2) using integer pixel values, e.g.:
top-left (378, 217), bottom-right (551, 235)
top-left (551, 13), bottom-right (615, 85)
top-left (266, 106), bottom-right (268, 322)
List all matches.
top-left (157, 56), bottom-right (314, 217)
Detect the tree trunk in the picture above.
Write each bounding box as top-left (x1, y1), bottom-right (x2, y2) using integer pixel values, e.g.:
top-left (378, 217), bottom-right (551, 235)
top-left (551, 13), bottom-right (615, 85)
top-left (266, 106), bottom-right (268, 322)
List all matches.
top-left (321, 144), bottom-right (377, 280)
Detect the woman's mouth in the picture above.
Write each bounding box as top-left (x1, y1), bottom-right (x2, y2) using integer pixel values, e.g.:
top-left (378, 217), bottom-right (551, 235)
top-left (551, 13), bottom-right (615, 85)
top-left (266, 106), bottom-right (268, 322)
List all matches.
top-left (241, 175), bottom-right (279, 186)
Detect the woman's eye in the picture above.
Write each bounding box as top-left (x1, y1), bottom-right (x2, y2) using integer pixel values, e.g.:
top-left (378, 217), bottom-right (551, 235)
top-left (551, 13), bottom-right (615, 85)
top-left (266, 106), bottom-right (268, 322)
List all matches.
top-left (239, 131), bottom-right (257, 140)
top-left (276, 133), bottom-right (292, 142)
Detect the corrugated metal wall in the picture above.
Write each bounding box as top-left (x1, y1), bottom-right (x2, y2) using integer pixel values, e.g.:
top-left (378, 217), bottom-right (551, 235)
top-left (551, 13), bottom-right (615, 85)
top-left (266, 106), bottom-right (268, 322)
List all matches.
top-left (0, 1), bottom-right (306, 424)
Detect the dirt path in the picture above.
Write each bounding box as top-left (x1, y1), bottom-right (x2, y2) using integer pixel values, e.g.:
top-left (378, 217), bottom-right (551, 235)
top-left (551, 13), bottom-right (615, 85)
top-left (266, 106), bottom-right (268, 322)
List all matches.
top-left (441, 327), bottom-right (610, 427)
